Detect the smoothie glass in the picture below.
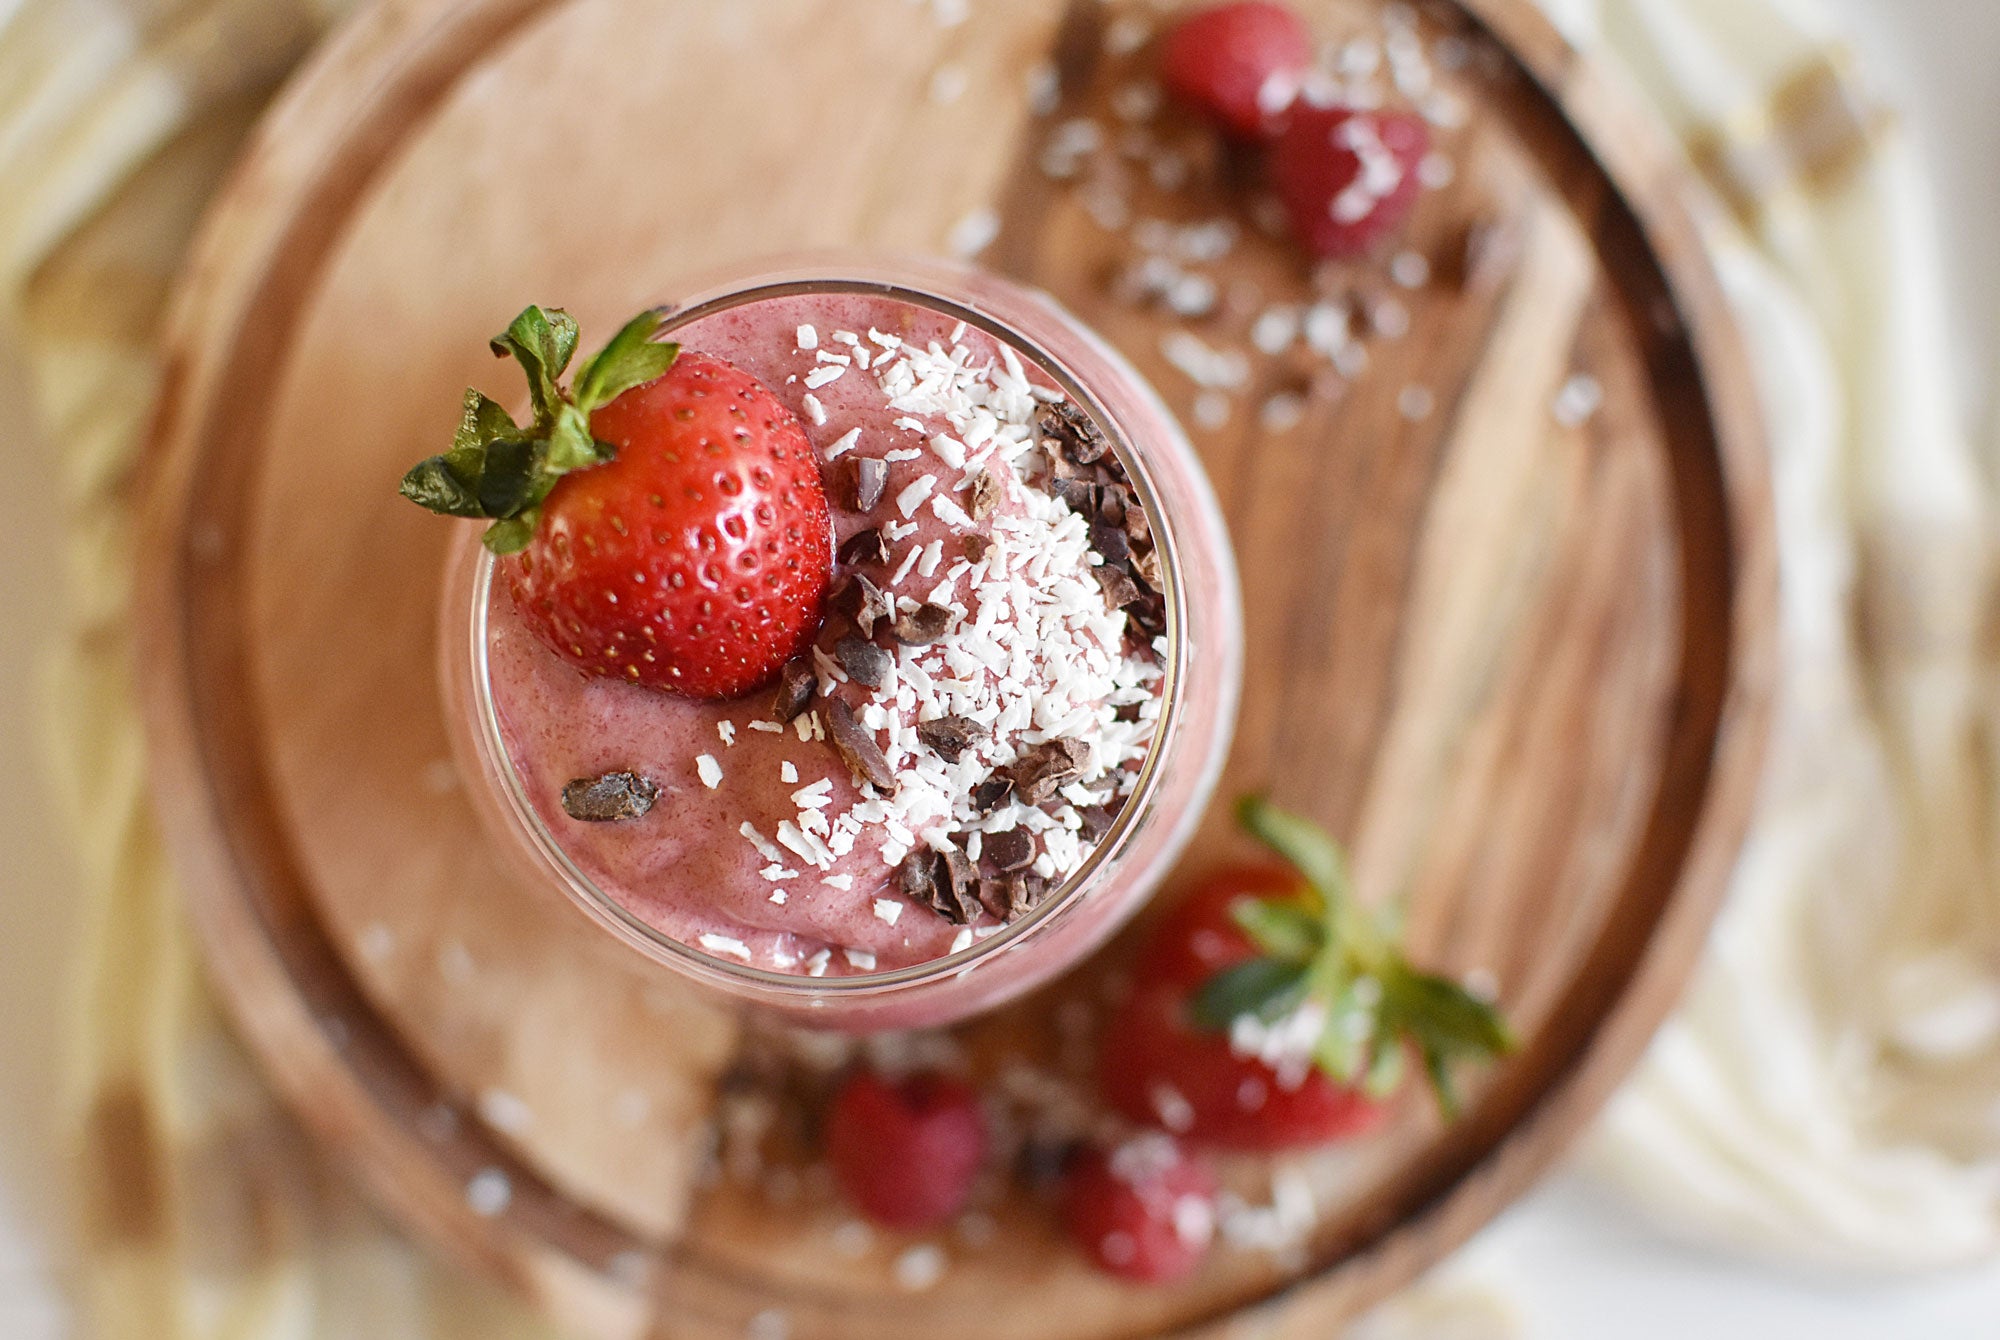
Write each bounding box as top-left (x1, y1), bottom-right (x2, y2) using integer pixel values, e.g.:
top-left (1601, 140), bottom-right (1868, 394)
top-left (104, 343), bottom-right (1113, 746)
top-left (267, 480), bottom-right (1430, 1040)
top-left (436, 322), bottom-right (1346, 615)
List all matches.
top-left (440, 257), bottom-right (1242, 1031)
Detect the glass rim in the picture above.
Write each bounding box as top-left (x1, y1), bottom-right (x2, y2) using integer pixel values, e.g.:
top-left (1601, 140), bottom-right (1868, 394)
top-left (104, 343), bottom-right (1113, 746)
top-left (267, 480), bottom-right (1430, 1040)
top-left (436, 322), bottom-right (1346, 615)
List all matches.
top-left (463, 259), bottom-right (1197, 998)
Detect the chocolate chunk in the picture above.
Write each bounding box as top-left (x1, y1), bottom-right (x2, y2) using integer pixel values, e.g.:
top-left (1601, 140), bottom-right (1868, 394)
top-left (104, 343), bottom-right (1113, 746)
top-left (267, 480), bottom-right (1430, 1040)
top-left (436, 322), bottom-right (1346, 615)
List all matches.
top-left (1016, 872), bottom-right (1050, 915)
top-left (1038, 399), bottom-right (1108, 464)
top-left (1052, 477), bottom-right (1098, 516)
top-left (969, 471), bottom-right (1004, 521)
top-left (903, 849), bottom-right (979, 924)
top-left (1092, 562), bottom-right (1141, 610)
top-left (1002, 739), bottom-right (1088, 805)
top-left (962, 533), bottom-right (994, 564)
top-left (1096, 483), bottom-right (1128, 528)
top-left (835, 636), bottom-right (892, 690)
top-left (892, 602), bottom-right (953, 646)
top-left (1090, 520), bottom-right (1131, 568)
top-left (1016, 1136), bottom-right (1082, 1188)
top-left (940, 847), bottom-right (980, 922)
top-left (897, 850), bottom-right (961, 923)
top-left (971, 776), bottom-right (1013, 811)
top-left (841, 456), bottom-right (889, 513)
top-left (1130, 545), bottom-right (1163, 593)
top-left (979, 872), bottom-right (1048, 922)
top-left (976, 877), bottom-right (1008, 920)
top-left (826, 698), bottom-right (895, 790)
top-left (1076, 804), bottom-right (1117, 841)
top-left (915, 714), bottom-right (979, 763)
top-left (559, 771), bottom-right (659, 822)
top-left (838, 527), bottom-right (889, 566)
top-left (982, 827), bottom-right (1036, 872)
top-left (1121, 499), bottom-right (1151, 550)
top-left (1127, 590), bottom-right (1167, 637)
top-left (1046, 446), bottom-right (1091, 480)
top-left (772, 656), bottom-right (817, 722)
top-left (834, 573), bottom-right (893, 638)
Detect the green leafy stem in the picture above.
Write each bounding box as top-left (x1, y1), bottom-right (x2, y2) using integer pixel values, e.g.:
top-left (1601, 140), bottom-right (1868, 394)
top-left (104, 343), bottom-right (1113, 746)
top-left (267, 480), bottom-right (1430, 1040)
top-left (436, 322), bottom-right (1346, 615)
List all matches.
top-left (1190, 796), bottom-right (1516, 1119)
top-left (398, 305), bottom-right (682, 553)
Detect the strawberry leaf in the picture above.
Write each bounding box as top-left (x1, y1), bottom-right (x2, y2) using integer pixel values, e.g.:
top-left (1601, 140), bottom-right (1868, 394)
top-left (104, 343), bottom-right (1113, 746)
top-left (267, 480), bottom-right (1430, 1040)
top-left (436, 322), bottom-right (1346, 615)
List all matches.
top-left (1422, 1048), bottom-right (1461, 1120)
top-left (1189, 959), bottom-right (1310, 1032)
top-left (573, 307), bottom-right (679, 412)
top-left (489, 305), bottom-right (579, 419)
top-left (454, 388), bottom-right (522, 454)
top-left (399, 305), bottom-right (677, 551)
top-left (481, 514), bottom-right (538, 555)
top-left (1321, 968), bottom-right (1388, 1076)
top-left (1229, 897), bottom-right (1323, 962)
top-left (471, 434), bottom-right (539, 517)
top-left (547, 403), bottom-right (612, 474)
top-left (1382, 966), bottom-right (1513, 1059)
top-left (1183, 798), bottom-right (1515, 1124)
top-left (398, 456), bottom-right (484, 516)
top-left (1362, 1037), bottom-right (1406, 1098)
top-left (1237, 795), bottom-right (1350, 903)
top-left (1373, 964), bottom-right (1511, 1117)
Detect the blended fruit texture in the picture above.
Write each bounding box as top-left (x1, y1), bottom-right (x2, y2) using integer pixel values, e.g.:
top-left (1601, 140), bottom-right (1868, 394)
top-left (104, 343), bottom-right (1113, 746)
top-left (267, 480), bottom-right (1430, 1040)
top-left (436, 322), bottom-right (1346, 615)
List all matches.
top-left (484, 292), bottom-right (1167, 975)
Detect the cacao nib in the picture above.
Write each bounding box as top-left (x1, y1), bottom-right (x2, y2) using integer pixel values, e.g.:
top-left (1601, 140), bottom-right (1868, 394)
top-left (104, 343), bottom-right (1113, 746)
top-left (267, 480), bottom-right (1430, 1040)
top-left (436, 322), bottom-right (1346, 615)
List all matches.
top-left (826, 698), bottom-right (895, 790)
top-left (559, 771), bottom-right (659, 822)
top-left (771, 656), bottom-right (817, 722)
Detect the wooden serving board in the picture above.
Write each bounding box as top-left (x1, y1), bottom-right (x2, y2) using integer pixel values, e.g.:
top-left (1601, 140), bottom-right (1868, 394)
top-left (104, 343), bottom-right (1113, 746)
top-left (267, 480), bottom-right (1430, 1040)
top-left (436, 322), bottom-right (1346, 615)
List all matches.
top-left (136, 0), bottom-right (1774, 1335)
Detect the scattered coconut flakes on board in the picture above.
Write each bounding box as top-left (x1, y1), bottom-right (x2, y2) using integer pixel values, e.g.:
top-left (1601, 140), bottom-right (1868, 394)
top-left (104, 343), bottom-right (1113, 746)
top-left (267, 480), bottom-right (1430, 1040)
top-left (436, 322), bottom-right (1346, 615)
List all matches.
top-left (948, 206), bottom-right (1002, 259)
top-left (1027, 1), bottom-right (1481, 434)
top-left (1553, 373), bottom-right (1604, 427)
top-left (893, 1244), bottom-right (948, 1290)
top-left (465, 1168), bottom-right (512, 1217)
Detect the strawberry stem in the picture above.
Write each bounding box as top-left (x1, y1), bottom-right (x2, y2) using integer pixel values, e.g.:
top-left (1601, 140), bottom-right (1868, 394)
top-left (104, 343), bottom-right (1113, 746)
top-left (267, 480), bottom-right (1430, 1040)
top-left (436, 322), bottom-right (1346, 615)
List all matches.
top-left (1193, 795), bottom-right (1515, 1121)
top-left (398, 305), bottom-right (682, 553)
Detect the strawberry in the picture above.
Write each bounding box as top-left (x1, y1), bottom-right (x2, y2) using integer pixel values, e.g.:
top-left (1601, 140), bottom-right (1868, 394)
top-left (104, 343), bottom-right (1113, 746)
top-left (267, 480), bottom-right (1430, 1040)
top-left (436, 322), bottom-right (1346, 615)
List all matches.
top-left (399, 306), bottom-right (832, 698)
top-left (1061, 1134), bottom-right (1217, 1283)
top-left (1272, 105), bottom-right (1431, 258)
top-left (1105, 873), bottom-right (1385, 1150)
top-left (825, 1069), bottom-right (988, 1230)
top-left (1158, 2), bottom-right (1313, 141)
top-left (1100, 797), bottom-right (1512, 1150)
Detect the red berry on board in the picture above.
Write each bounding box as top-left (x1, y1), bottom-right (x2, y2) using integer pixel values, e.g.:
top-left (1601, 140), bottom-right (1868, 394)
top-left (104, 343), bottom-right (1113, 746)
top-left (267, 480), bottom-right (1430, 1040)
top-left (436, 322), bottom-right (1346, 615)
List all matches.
top-left (1101, 977), bottom-right (1389, 1150)
top-left (826, 1070), bottom-right (989, 1230)
top-left (1158, 1), bottom-right (1314, 140)
top-left (509, 350), bottom-right (832, 698)
top-left (1102, 865), bottom-right (1388, 1149)
top-left (1061, 1135), bottom-right (1217, 1283)
top-left (1272, 105), bottom-right (1431, 257)
top-left (1132, 865), bottom-right (1298, 991)
top-left (1097, 798), bottom-right (1513, 1150)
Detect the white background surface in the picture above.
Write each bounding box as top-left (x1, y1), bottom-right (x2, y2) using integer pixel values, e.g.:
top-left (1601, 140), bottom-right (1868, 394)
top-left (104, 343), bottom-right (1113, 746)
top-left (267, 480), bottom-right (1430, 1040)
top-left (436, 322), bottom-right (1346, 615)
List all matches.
top-left (2, 0), bottom-right (1997, 1334)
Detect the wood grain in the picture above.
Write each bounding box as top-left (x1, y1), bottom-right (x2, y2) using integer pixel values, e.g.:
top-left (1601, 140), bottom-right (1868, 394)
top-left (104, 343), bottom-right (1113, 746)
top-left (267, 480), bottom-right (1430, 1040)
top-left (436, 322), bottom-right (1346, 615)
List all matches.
top-left (135, 0), bottom-right (1775, 1335)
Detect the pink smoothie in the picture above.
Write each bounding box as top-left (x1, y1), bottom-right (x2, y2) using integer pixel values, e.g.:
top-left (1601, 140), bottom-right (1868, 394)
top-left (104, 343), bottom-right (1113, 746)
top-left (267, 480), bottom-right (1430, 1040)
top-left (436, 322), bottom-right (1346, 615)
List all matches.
top-left (483, 292), bottom-right (1167, 977)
